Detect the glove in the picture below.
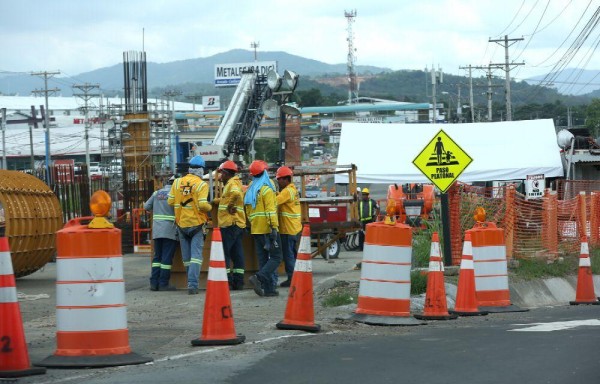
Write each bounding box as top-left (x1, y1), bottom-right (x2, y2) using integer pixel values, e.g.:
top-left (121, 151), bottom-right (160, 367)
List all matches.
top-left (270, 228), bottom-right (279, 249)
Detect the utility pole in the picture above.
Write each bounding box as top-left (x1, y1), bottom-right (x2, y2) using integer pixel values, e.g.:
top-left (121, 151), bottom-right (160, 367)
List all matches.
top-left (1, 108), bottom-right (6, 170)
top-left (73, 83), bottom-right (100, 181)
top-left (185, 94), bottom-right (202, 112)
top-left (250, 41), bottom-right (260, 61)
top-left (31, 70), bottom-right (60, 183)
top-left (431, 66), bottom-right (443, 124)
top-left (163, 90), bottom-right (181, 173)
top-left (489, 35), bottom-right (524, 121)
top-left (457, 84), bottom-right (462, 122)
top-left (459, 65), bottom-right (475, 123)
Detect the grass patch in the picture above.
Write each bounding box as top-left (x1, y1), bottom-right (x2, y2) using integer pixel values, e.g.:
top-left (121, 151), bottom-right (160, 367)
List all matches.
top-left (321, 281), bottom-right (358, 307)
top-left (410, 270), bottom-right (428, 295)
top-left (592, 247), bottom-right (600, 274)
top-left (511, 257), bottom-right (578, 280)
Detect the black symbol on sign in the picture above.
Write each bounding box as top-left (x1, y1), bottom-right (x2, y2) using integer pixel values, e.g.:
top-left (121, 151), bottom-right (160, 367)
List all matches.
top-left (221, 305), bottom-right (232, 319)
top-left (426, 137), bottom-right (460, 166)
top-left (208, 97), bottom-right (215, 105)
top-left (1, 336), bottom-right (12, 353)
top-left (289, 286), bottom-right (296, 299)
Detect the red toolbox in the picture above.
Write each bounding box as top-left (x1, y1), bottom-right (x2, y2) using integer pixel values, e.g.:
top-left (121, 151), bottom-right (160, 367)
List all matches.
top-left (308, 206), bottom-right (348, 224)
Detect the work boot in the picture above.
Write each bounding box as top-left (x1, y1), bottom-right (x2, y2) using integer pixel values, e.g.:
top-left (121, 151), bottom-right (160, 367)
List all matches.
top-left (188, 288), bottom-right (199, 295)
top-left (232, 273), bottom-right (244, 290)
top-left (264, 290), bottom-right (279, 297)
top-left (280, 278), bottom-right (292, 287)
top-left (227, 273), bottom-right (233, 290)
top-left (158, 285), bottom-right (177, 291)
top-left (150, 285), bottom-right (159, 291)
top-left (249, 275), bottom-right (264, 297)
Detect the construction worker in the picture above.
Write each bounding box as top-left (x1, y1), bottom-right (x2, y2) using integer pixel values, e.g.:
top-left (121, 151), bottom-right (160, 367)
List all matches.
top-left (358, 187), bottom-right (380, 252)
top-left (275, 166), bottom-right (302, 287)
top-left (245, 160), bottom-right (282, 297)
top-left (168, 155), bottom-right (211, 295)
top-left (145, 175), bottom-right (178, 291)
top-left (212, 160), bottom-right (246, 290)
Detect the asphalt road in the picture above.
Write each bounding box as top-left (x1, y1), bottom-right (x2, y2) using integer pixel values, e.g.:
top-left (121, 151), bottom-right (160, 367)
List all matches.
top-left (10, 252), bottom-right (600, 384)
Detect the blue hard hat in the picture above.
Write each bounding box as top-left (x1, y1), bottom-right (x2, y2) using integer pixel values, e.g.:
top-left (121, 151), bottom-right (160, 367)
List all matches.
top-left (189, 155), bottom-right (205, 168)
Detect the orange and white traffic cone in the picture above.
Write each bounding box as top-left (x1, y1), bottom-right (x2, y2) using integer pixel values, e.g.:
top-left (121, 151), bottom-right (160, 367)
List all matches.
top-left (192, 228), bottom-right (245, 345)
top-left (276, 225), bottom-right (321, 332)
top-left (570, 237), bottom-right (599, 305)
top-left (449, 233), bottom-right (488, 316)
top-left (0, 237), bottom-right (46, 378)
top-left (414, 232), bottom-right (457, 320)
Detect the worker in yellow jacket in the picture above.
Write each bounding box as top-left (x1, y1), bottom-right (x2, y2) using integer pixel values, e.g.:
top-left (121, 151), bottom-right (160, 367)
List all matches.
top-left (212, 160), bottom-right (246, 290)
top-left (275, 166), bottom-right (302, 287)
top-left (245, 160), bottom-right (282, 297)
top-left (168, 155), bottom-right (211, 295)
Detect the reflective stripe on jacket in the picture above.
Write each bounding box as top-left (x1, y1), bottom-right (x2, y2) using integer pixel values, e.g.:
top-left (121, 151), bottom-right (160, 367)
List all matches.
top-left (167, 174), bottom-right (211, 228)
top-left (359, 199), bottom-right (377, 222)
top-left (216, 175), bottom-right (246, 228)
top-left (276, 183), bottom-right (302, 235)
top-left (245, 182), bottom-right (278, 234)
top-left (144, 185), bottom-right (177, 240)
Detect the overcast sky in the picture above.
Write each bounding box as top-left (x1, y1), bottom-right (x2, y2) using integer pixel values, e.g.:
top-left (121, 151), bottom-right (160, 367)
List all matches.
top-left (1, 0), bottom-right (598, 83)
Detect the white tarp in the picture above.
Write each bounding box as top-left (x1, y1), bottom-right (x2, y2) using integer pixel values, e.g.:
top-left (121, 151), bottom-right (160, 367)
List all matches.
top-left (336, 119), bottom-right (564, 184)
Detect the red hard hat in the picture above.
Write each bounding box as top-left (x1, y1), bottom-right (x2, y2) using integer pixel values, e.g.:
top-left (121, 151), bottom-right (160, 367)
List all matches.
top-left (249, 160), bottom-right (267, 176)
top-left (219, 160), bottom-right (238, 173)
top-left (276, 166), bottom-right (293, 179)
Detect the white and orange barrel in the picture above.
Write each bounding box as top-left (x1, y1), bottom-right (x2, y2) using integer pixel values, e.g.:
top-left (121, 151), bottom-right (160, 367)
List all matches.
top-left (351, 222), bottom-right (423, 325)
top-left (37, 216), bottom-right (151, 368)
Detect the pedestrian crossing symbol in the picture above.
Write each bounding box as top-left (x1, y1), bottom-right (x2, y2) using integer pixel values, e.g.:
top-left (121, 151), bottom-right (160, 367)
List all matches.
top-left (412, 129), bottom-right (473, 193)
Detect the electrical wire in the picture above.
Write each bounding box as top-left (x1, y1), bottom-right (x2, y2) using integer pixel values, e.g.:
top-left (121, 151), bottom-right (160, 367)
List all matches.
top-left (514, 0), bottom-right (551, 61)
top-left (506, 0), bottom-right (541, 36)
top-left (495, 0), bottom-right (527, 37)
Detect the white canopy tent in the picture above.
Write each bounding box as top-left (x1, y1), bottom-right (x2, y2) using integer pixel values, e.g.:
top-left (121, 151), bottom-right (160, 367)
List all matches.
top-left (335, 119), bottom-right (564, 184)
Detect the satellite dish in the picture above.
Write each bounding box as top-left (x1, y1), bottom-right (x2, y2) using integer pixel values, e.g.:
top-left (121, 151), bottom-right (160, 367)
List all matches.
top-left (283, 70), bottom-right (299, 91)
top-left (557, 129), bottom-right (574, 149)
top-left (262, 99), bottom-right (280, 119)
top-left (281, 103), bottom-right (300, 116)
top-left (267, 70), bottom-right (282, 91)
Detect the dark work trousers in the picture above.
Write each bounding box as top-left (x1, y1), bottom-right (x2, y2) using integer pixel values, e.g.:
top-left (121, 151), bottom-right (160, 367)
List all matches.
top-left (254, 233), bottom-right (283, 294)
top-left (280, 233), bottom-right (300, 280)
top-left (150, 238), bottom-right (178, 287)
top-left (358, 220), bottom-right (374, 251)
top-left (221, 225), bottom-right (245, 287)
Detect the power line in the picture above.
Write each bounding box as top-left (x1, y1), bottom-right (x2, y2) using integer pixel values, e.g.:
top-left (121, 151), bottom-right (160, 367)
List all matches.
top-left (506, 0), bottom-right (541, 36)
top-left (495, 0), bottom-right (527, 37)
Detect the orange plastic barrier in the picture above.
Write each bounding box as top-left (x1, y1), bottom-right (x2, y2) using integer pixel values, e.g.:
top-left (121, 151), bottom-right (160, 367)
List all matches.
top-left (192, 227), bottom-right (245, 345)
top-left (569, 237), bottom-right (599, 306)
top-left (0, 237), bottom-right (46, 378)
top-left (468, 222), bottom-right (527, 313)
top-left (350, 221), bottom-right (423, 325)
top-left (277, 225), bottom-right (320, 332)
top-left (449, 233), bottom-right (488, 317)
top-left (37, 217), bottom-right (152, 368)
top-left (414, 233), bottom-right (457, 321)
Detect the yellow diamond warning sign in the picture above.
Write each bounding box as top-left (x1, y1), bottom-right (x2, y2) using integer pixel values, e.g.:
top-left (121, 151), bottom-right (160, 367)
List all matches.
top-left (412, 129), bottom-right (473, 193)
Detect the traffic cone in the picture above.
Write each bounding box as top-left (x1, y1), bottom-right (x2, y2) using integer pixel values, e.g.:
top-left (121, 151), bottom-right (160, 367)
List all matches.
top-left (0, 237), bottom-right (46, 378)
top-left (449, 233), bottom-right (488, 316)
top-left (192, 228), bottom-right (246, 346)
top-left (276, 225), bottom-right (321, 332)
top-left (570, 237), bottom-right (599, 305)
top-left (414, 232), bottom-right (458, 320)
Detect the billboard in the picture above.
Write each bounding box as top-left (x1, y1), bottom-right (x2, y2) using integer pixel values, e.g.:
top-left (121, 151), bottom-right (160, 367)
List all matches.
top-left (202, 96), bottom-right (221, 111)
top-left (214, 61), bottom-right (277, 87)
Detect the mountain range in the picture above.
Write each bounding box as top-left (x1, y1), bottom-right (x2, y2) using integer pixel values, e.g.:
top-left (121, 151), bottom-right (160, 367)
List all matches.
top-left (1, 49), bottom-right (599, 104)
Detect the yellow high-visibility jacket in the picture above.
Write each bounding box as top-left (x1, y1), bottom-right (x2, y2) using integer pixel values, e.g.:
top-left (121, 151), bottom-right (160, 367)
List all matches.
top-left (167, 174), bottom-right (211, 228)
top-left (277, 183), bottom-right (302, 235)
top-left (245, 182), bottom-right (278, 235)
top-left (213, 176), bottom-right (246, 228)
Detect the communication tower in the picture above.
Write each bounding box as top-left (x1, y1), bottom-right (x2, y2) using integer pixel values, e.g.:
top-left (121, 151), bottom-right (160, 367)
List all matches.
top-left (345, 9), bottom-right (357, 104)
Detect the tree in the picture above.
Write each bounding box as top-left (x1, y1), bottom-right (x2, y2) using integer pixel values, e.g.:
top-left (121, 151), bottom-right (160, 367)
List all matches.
top-left (585, 98), bottom-right (600, 137)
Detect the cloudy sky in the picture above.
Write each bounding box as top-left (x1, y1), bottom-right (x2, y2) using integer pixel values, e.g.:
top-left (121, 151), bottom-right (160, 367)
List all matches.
top-left (1, 0), bottom-right (598, 84)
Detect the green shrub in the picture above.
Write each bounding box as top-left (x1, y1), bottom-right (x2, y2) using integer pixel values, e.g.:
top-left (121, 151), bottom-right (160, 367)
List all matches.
top-left (410, 270), bottom-right (428, 295)
top-left (512, 257), bottom-right (578, 280)
top-left (322, 291), bottom-right (357, 307)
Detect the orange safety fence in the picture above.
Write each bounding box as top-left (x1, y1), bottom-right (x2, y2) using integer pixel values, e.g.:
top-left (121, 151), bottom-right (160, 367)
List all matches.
top-left (132, 208), bottom-right (152, 254)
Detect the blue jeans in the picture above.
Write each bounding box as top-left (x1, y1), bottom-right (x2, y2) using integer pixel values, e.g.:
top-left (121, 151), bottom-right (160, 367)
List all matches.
top-left (254, 233), bottom-right (282, 294)
top-left (178, 226), bottom-right (204, 289)
top-left (280, 233), bottom-right (300, 280)
top-left (150, 238), bottom-right (178, 287)
top-left (221, 225), bottom-right (245, 274)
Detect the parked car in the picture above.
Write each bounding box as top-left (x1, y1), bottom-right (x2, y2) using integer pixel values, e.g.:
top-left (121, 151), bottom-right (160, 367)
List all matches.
top-left (304, 185), bottom-right (321, 198)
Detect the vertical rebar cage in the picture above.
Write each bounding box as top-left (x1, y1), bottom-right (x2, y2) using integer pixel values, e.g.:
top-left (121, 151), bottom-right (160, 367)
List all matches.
top-left (0, 171), bottom-right (63, 277)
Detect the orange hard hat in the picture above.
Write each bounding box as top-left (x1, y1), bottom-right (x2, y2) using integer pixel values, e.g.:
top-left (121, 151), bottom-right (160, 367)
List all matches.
top-left (276, 166), bottom-right (293, 179)
top-left (249, 160), bottom-right (267, 176)
top-left (219, 160), bottom-right (238, 173)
